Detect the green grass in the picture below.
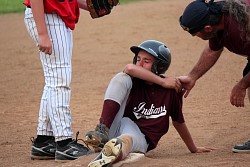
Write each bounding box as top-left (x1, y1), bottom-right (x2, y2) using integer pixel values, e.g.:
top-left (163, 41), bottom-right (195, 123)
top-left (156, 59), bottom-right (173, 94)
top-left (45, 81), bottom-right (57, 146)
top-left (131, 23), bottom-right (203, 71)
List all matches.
top-left (0, 0), bottom-right (25, 14)
top-left (0, 0), bottom-right (148, 14)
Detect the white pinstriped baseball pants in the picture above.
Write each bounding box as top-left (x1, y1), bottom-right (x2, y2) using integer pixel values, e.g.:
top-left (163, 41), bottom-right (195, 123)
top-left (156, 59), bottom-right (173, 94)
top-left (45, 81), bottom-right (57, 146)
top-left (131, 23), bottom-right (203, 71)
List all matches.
top-left (24, 8), bottom-right (73, 141)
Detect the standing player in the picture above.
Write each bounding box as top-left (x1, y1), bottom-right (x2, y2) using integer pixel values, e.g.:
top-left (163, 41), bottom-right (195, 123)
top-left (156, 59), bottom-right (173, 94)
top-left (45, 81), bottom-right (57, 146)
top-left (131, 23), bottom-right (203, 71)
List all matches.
top-left (84, 40), bottom-right (214, 167)
top-left (178, 0), bottom-right (250, 153)
top-left (23, 0), bottom-right (114, 161)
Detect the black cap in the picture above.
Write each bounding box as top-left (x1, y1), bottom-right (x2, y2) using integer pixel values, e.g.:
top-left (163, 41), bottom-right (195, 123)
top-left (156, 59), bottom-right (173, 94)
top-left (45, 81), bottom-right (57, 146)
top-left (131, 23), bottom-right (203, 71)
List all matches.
top-left (179, 0), bottom-right (224, 34)
top-left (179, 0), bottom-right (210, 34)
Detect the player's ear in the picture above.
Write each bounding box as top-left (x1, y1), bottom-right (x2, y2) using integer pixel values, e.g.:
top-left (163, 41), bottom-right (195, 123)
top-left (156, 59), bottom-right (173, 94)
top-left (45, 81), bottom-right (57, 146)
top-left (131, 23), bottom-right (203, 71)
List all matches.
top-left (203, 25), bottom-right (213, 33)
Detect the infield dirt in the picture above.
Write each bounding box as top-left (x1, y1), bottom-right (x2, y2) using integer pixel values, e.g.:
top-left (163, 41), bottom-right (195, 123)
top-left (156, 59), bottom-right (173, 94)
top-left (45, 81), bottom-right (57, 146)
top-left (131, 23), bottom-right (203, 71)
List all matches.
top-left (0, 0), bottom-right (250, 166)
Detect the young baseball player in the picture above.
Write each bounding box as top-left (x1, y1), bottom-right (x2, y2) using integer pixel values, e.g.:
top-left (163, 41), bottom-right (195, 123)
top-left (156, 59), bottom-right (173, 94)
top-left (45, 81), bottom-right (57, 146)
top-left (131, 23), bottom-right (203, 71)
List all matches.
top-left (84, 40), bottom-right (214, 167)
top-left (178, 0), bottom-right (250, 153)
top-left (23, 0), bottom-right (96, 162)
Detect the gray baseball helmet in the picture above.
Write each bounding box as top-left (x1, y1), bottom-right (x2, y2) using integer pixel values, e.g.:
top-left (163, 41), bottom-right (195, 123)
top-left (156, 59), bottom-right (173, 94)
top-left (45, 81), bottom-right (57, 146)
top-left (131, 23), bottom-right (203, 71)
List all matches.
top-left (130, 40), bottom-right (171, 75)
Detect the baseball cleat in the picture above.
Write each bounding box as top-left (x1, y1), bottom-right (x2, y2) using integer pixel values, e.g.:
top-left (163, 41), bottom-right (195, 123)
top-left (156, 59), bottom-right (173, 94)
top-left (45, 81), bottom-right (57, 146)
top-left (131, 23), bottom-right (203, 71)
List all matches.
top-left (87, 138), bottom-right (122, 167)
top-left (30, 137), bottom-right (56, 160)
top-left (55, 132), bottom-right (94, 162)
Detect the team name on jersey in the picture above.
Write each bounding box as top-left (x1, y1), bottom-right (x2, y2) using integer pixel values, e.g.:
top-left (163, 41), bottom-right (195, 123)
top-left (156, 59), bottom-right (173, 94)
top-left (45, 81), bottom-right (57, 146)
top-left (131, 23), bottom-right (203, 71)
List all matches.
top-left (133, 102), bottom-right (167, 119)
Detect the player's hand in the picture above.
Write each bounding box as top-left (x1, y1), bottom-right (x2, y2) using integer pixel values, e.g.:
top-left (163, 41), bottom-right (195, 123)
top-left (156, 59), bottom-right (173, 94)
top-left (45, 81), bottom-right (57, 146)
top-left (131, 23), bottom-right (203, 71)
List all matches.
top-left (194, 146), bottom-right (216, 153)
top-left (38, 34), bottom-right (52, 55)
top-left (230, 83), bottom-right (246, 107)
top-left (178, 75), bottom-right (196, 98)
top-left (161, 77), bottom-right (182, 93)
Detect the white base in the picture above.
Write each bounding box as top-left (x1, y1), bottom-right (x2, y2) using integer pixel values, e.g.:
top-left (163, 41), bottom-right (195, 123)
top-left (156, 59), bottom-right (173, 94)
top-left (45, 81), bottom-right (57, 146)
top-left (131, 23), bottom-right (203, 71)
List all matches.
top-left (113, 153), bottom-right (145, 167)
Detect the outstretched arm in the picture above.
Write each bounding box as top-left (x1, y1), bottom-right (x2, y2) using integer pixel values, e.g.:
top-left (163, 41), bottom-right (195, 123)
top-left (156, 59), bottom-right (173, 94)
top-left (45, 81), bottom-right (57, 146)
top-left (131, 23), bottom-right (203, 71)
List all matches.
top-left (188, 44), bottom-right (223, 81)
top-left (123, 64), bottom-right (182, 92)
top-left (179, 44), bottom-right (223, 97)
top-left (172, 121), bottom-right (215, 153)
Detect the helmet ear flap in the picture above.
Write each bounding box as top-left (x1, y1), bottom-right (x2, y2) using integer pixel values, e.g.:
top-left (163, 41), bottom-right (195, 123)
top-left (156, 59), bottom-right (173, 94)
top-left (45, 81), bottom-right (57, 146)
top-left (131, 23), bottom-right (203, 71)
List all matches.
top-left (157, 61), bottom-right (168, 74)
top-left (152, 60), bottom-right (169, 75)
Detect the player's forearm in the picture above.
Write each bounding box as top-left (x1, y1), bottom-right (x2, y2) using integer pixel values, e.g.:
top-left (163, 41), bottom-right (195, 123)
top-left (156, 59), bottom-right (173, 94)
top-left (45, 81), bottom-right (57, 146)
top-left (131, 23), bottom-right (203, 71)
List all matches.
top-left (173, 121), bottom-right (198, 153)
top-left (30, 0), bottom-right (48, 36)
top-left (78, 0), bottom-right (88, 10)
top-left (189, 44), bottom-right (223, 81)
top-left (123, 64), bottom-right (165, 85)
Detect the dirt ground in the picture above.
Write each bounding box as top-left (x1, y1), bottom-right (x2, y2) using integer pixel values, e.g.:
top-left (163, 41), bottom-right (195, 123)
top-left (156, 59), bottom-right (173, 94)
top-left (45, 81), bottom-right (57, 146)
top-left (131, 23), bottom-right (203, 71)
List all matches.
top-left (0, 0), bottom-right (250, 166)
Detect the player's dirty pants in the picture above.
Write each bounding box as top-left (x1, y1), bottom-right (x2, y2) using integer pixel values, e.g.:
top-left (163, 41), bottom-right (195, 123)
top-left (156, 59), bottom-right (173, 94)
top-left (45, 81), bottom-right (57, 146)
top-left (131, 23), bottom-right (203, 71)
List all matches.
top-left (24, 8), bottom-right (73, 141)
top-left (104, 72), bottom-right (148, 153)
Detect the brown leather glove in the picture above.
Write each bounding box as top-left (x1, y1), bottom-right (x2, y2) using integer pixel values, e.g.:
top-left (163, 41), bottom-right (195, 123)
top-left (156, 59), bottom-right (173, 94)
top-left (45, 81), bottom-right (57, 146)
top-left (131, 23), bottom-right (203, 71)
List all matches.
top-left (86, 0), bottom-right (119, 18)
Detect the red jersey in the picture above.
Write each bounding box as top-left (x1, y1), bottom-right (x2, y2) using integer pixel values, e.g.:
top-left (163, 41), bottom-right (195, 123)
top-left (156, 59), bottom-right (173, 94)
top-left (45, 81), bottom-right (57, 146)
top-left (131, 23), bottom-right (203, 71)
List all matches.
top-left (23, 0), bottom-right (79, 30)
top-left (124, 78), bottom-right (185, 151)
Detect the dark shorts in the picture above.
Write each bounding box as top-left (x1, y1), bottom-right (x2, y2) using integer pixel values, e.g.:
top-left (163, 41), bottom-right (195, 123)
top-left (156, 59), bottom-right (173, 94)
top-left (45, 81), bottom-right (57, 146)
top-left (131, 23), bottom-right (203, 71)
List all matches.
top-left (243, 57), bottom-right (250, 77)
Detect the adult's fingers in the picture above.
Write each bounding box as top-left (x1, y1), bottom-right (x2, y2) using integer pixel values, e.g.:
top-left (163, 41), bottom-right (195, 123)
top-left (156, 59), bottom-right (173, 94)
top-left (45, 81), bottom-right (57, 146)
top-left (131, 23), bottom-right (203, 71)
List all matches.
top-left (183, 90), bottom-right (190, 98)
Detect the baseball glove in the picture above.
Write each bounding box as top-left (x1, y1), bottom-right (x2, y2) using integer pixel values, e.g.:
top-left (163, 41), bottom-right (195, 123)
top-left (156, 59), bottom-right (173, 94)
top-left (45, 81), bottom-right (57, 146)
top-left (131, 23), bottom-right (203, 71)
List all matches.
top-left (86, 0), bottom-right (119, 19)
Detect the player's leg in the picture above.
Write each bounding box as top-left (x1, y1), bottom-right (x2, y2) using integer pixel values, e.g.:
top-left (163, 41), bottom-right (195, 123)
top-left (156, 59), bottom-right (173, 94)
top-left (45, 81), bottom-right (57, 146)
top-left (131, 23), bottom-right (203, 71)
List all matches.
top-left (84, 72), bottom-right (132, 151)
top-left (24, 9), bottom-right (93, 161)
top-left (39, 12), bottom-right (72, 142)
top-left (24, 8), bottom-right (55, 160)
top-left (105, 73), bottom-right (133, 138)
top-left (118, 117), bottom-right (148, 155)
top-left (42, 13), bottom-right (93, 161)
top-left (87, 117), bottom-right (148, 167)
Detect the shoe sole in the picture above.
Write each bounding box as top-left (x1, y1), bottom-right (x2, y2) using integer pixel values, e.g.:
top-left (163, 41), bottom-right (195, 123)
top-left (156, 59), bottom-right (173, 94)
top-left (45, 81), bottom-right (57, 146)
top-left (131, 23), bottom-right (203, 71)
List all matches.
top-left (88, 138), bottom-right (122, 167)
top-left (55, 150), bottom-right (94, 162)
top-left (55, 151), bottom-right (78, 162)
top-left (30, 155), bottom-right (55, 160)
top-left (55, 159), bottom-right (75, 163)
top-left (232, 148), bottom-right (250, 153)
top-left (31, 145), bottom-right (55, 160)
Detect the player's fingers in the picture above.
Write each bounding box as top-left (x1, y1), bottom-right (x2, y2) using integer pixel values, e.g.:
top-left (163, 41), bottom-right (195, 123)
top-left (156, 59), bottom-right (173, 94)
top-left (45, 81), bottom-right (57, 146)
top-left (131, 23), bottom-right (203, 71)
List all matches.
top-left (38, 45), bottom-right (46, 53)
top-left (38, 46), bottom-right (52, 55)
top-left (47, 48), bottom-right (52, 55)
top-left (174, 78), bottom-right (182, 92)
top-left (175, 78), bottom-right (181, 85)
top-left (177, 85), bottom-right (182, 93)
top-left (175, 87), bottom-right (181, 93)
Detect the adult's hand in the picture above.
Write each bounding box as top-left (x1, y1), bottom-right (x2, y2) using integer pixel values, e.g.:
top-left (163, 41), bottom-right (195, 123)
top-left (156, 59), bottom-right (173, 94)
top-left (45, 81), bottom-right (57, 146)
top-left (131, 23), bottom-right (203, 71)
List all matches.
top-left (230, 83), bottom-right (246, 107)
top-left (178, 75), bottom-right (196, 97)
top-left (161, 77), bottom-right (182, 93)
